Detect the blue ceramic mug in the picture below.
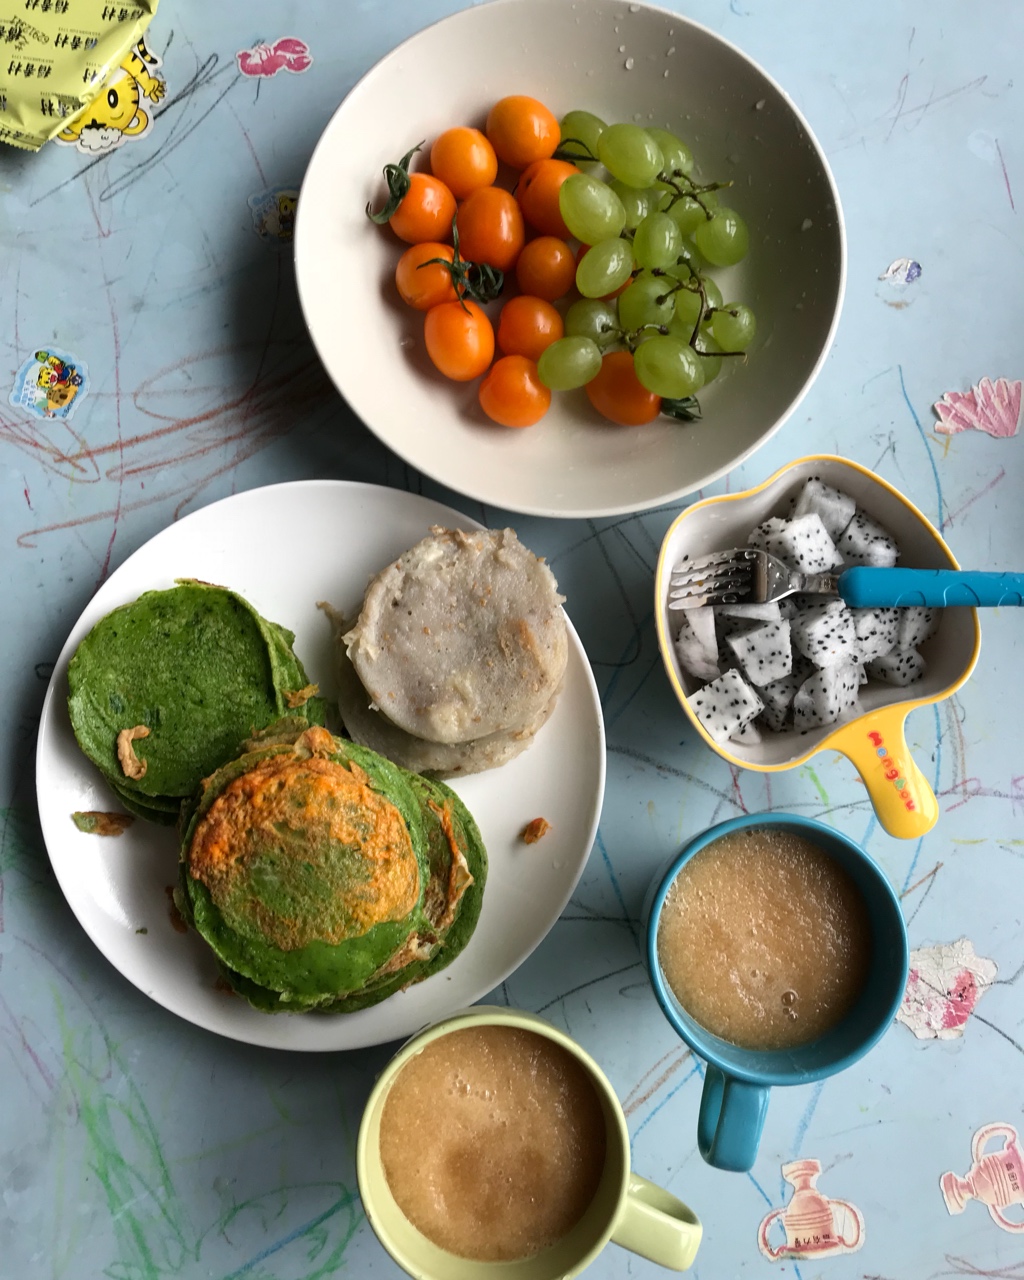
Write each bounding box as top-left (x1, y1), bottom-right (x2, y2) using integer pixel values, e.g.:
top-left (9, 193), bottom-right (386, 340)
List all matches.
top-left (644, 814), bottom-right (909, 1173)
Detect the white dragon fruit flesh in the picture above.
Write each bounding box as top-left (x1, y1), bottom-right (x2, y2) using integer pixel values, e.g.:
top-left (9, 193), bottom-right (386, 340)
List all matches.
top-left (687, 669), bottom-right (764, 744)
top-left (748, 516), bottom-right (788, 551)
top-left (790, 600), bottom-right (859, 667)
top-left (726, 619), bottom-right (793, 685)
top-left (730, 719), bottom-right (764, 746)
top-left (835, 508), bottom-right (900, 567)
top-left (717, 600), bottom-right (783, 624)
top-left (790, 476), bottom-right (857, 539)
top-left (766, 513), bottom-right (844, 574)
top-left (674, 606), bottom-right (720, 682)
top-left (865, 648), bottom-right (928, 686)
top-left (755, 659), bottom-right (813, 732)
top-left (851, 606), bottom-right (900, 662)
top-left (793, 663), bottom-right (861, 730)
top-left (895, 605), bottom-right (939, 649)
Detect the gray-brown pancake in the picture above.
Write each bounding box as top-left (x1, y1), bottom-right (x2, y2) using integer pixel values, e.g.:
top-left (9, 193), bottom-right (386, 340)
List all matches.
top-left (342, 527), bottom-right (568, 744)
top-left (327, 604), bottom-right (562, 776)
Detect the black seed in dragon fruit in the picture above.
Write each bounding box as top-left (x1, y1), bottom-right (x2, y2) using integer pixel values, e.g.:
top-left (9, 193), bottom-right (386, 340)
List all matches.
top-left (730, 718), bottom-right (764, 746)
top-left (726, 619), bottom-right (793, 685)
top-left (687, 669), bottom-right (764, 744)
top-left (835, 507), bottom-right (900, 567)
top-left (895, 605), bottom-right (939, 649)
top-left (790, 476), bottom-right (857, 539)
top-left (865, 648), bottom-right (927, 686)
top-left (674, 606), bottom-right (721, 682)
top-left (790, 600), bottom-right (858, 668)
top-left (766, 513), bottom-right (844, 573)
top-left (851, 606), bottom-right (900, 662)
top-left (793, 663), bottom-right (861, 730)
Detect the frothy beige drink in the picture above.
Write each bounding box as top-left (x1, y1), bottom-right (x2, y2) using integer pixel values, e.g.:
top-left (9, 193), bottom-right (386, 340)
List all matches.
top-left (378, 1024), bottom-right (607, 1262)
top-left (656, 827), bottom-right (872, 1051)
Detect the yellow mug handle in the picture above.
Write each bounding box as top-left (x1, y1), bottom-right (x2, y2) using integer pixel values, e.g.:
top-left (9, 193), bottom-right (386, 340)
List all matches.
top-left (831, 705), bottom-right (938, 839)
top-left (610, 1172), bottom-right (702, 1271)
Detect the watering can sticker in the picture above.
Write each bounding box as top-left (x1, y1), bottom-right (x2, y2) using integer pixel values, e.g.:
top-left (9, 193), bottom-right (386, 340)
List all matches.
top-left (941, 1122), bottom-right (1024, 1232)
top-left (758, 1159), bottom-right (864, 1260)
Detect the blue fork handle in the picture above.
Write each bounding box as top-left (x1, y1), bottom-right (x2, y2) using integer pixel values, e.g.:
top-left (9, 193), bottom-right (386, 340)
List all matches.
top-left (839, 567), bottom-right (1024, 609)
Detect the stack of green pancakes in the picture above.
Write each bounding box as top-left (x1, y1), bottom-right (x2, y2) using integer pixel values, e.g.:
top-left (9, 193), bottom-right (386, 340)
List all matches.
top-left (175, 720), bottom-right (487, 1012)
top-left (67, 580), bottom-right (327, 824)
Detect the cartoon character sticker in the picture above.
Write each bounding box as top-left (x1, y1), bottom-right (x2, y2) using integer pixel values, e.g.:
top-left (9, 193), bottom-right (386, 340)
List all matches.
top-left (248, 186), bottom-right (299, 243)
top-left (55, 36), bottom-right (166, 154)
top-left (942, 1122), bottom-right (1024, 1232)
top-left (758, 1159), bottom-right (865, 1261)
top-left (897, 938), bottom-right (998, 1040)
top-left (236, 37), bottom-right (313, 78)
top-left (10, 348), bottom-right (90, 421)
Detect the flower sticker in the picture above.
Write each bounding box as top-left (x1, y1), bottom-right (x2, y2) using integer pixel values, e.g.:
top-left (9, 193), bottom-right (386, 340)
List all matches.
top-left (934, 377), bottom-right (1021, 438)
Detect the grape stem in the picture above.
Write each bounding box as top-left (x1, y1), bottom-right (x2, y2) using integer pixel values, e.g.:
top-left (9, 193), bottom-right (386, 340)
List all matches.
top-left (657, 169), bottom-right (733, 219)
top-left (552, 136), bottom-right (599, 163)
top-left (366, 141), bottom-right (423, 224)
top-left (419, 219), bottom-right (504, 310)
top-left (647, 266), bottom-right (746, 360)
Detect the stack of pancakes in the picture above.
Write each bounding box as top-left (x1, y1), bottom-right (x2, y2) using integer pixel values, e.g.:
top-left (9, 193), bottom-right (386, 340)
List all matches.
top-left (326, 527), bottom-right (568, 777)
top-left (175, 720), bottom-right (487, 1012)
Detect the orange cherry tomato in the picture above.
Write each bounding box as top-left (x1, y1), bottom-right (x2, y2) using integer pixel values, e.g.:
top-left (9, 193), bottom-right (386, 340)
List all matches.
top-left (516, 158), bottom-right (578, 238)
top-left (585, 350), bottom-right (661, 426)
top-left (429, 126), bottom-right (498, 199)
top-left (497, 295), bottom-right (564, 361)
top-left (478, 355), bottom-right (551, 428)
top-left (486, 95), bottom-right (560, 170)
top-left (515, 236), bottom-right (577, 301)
top-left (423, 299), bottom-right (495, 381)
top-left (390, 172), bottom-right (457, 244)
top-left (395, 242), bottom-right (458, 311)
top-left (575, 243), bottom-right (631, 299)
top-left (454, 186), bottom-right (526, 273)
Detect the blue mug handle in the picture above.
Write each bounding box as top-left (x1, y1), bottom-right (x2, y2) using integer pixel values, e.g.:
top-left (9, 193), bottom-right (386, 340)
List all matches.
top-left (697, 1065), bottom-right (771, 1172)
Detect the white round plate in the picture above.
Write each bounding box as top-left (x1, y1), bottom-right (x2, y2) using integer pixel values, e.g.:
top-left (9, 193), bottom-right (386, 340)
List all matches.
top-left (36, 481), bottom-right (606, 1051)
top-left (295, 0), bottom-right (845, 519)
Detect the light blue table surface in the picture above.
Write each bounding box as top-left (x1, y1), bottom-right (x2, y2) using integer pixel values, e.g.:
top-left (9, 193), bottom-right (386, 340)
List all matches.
top-left (2, 1), bottom-right (1023, 1276)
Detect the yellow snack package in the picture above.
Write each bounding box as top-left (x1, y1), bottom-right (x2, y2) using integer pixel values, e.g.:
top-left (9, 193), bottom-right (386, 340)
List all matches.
top-left (0, 0), bottom-right (160, 152)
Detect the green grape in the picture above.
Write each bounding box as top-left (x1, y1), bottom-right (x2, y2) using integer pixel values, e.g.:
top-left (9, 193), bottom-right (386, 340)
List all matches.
top-left (617, 271), bottom-right (676, 331)
top-left (645, 184), bottom-right (673, 213)
top-left (576, 237), bottom-right (635, 299)
top-left (565, 298), bottom-right (620, 348)
top-left (674, 238), bottom-right (705, 273)
top-left (609, 179), bottom-right (651, 231)
top-left (537, 336), bottom-right (603, 390)
top-left (696, 334), bottom-right (724, 383)
top-left (693, 207), bottom-right (750, 266)
top-left (597, 123), bottom-right (664, 188)
top-left (632, 211), bottom-right (682, 270)
top-left (633, 336), bottom-right (705, 398)
top-left (646, 127), bottom-right (694, 179)
top-left (664, 195), bottom-right (711, 237)
top-left (667, 285), bottom-right (704, 333)
top-left (559, 173), bottom-right (626, 244)
top-left (559, 109), bottom-right (605, 168)
top-left (700, 275), bottom-right (724, 310)
top-left (711, 303), bottom-right (757, 351)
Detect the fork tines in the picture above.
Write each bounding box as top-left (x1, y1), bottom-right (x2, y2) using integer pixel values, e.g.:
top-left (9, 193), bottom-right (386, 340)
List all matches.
top-left (668, 550), bottom-right (756, 609)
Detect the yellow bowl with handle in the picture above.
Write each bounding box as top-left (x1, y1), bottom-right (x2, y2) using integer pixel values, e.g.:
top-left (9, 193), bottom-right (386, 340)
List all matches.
top-left (654, 455), bottom-right (981, 839)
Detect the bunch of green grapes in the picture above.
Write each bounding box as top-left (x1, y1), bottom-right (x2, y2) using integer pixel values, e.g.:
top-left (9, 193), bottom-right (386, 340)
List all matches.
top-left (539, 111), bottom-right (755, 422)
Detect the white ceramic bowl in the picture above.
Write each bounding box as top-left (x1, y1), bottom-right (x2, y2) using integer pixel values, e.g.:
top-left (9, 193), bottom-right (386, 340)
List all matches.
top-left (654, 455), bottom-right (981, 839)
top-left (295, 0), bottom-right (846, 518)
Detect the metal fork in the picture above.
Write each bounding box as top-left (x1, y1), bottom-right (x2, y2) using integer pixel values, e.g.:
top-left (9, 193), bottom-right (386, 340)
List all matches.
top-left (668, 548), bottom-right (1024, 610)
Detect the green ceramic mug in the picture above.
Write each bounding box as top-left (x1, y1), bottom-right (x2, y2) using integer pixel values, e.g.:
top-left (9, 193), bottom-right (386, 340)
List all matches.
top-left (356, 1006), bottom-right (703, 1278)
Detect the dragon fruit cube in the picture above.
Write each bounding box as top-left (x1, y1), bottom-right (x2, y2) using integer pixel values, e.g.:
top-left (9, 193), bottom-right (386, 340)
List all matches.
top-left (755, 660), bottom-right (812, 732)
top-left (730, 719), bottom-right (764, 746)
top-left (790, 476), bottom-right (857, 539)
top-left (716, 600), bottom-right (783, 624)
top-left (895, 606), bottom-right (939, 649)
top-left (851, 606), bottom-right (900, 662)
top-left (726, 619), bottom-right (793, 685)
top-left (674, 606), bottom-right (721, 682)
top-left (687, 669), bottom-right (764, 744)
top-left (835, 508), bottom-right (900, 567)
top-left (790, 600), bottom-right (858, 668)
top-left (865, 648), bottom-right (927, 686)
top-left (748, 516), bottom-right (788, 551)
top-left (766, 513), bottom-right (843, 574)
top-left (793, 663), bottom-right (861, 730)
